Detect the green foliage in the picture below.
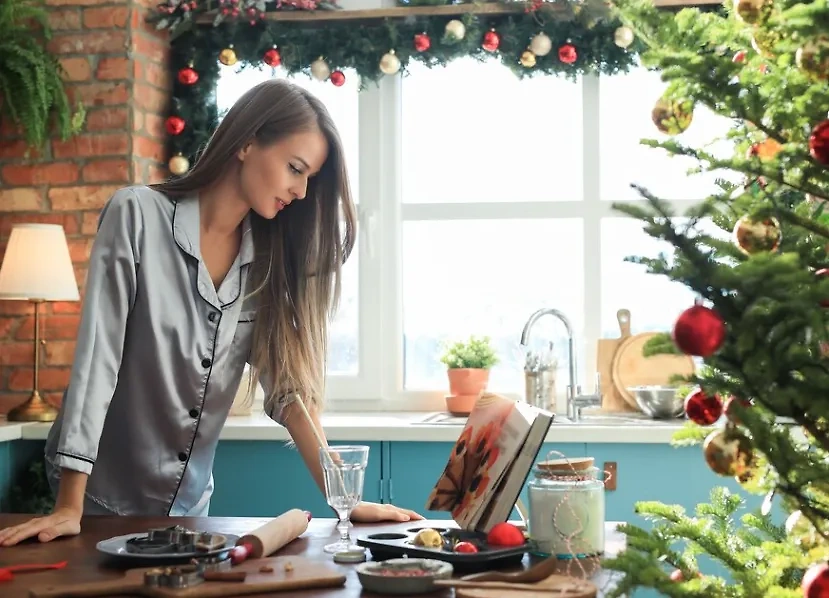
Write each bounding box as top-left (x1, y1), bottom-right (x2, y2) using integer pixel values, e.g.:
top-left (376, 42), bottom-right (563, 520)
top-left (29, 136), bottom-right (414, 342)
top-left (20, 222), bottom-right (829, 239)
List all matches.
top-left (153, 1), bottom-right (641, 167)
top-left (600, 0), bottom-right (829, 593)
top-left (440, 335), bottom-right (499, 370)
top-left (0, 0), bottom-right (84, 150)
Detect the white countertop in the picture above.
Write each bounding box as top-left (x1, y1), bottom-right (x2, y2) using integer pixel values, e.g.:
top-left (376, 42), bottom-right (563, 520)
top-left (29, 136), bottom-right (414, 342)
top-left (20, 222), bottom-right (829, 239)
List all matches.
top-left (0, 411), bottom-right (689, 444)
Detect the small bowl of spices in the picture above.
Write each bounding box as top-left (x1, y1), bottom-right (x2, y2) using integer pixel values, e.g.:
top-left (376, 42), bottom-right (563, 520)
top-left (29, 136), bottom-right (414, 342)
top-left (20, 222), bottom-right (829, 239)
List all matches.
top-left (355, 557), bottom-right (453, 594)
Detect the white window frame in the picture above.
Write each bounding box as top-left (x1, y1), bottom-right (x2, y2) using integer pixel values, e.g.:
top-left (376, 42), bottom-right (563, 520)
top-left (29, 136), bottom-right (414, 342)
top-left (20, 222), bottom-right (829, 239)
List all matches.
top-left (324, 70), bottom-right (703, 414)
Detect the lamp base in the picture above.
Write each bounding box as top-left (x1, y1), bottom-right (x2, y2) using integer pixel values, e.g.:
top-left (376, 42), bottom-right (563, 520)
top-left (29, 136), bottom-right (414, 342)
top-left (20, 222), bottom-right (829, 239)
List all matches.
top-left (7, 390), bottom-right (59, 422)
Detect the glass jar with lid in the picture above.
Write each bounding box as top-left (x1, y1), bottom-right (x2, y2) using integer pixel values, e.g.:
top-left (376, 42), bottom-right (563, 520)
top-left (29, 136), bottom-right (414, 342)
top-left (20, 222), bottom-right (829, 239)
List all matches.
top-left (527, 456), bottom-right (605, 559)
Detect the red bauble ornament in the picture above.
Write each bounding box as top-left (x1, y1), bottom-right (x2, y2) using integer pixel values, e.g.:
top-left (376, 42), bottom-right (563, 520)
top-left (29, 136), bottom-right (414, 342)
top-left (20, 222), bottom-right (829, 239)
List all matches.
top-left (482, 30), bottom-right (501, 52)
top-left (733, 50), bottom-right (747, 63)
top-left (724, 396), bottom-right (752, 425)
top-left (810, 120), bottom-right (829, 166)
top-left (263, 47), bottom-right (281, 67)
top-left (177, 66), bottom-right (199, 85)
top-left (165, 116), bottom-right (185, 136)
top-left (684, 389), bottom-right (723, 426)
top-left (486, 522), bottom-right (525, 547)
top-left (454, 541), bottom-right (478, 553)
top-left (802, 562), bottom-right (829, 598)
top-left (816, 268), bottom-right (829, 307)
top-left (414, 32), bottom-right (431, 53)
top-left (558, 43), bottom-right (577, 64)
top-left (672, 304), bottom-right (726, 357)
top-left (330, 70), bottom-right (346, 87)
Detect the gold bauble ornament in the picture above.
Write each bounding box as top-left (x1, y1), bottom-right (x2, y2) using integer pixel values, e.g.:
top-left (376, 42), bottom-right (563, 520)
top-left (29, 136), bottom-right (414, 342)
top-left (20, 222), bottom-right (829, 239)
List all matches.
top-left (614, 26), bottom-right (635, 48)
top-left (219, 46), bottom-right (238, 66)
top-left (734, 0), bottom-right (772, 25)
top-left (751, 28), bottom-right (781, 57)
top-left (168, 153), bottom-right (190, 176)
top-left (732, 214), bottom-right (782, 255)
top-left (702, 427), bottom-right (755, 477)
top-left (379, 50), bottom-right (401, 76)
top-left (529, 33), bottom-right (552, 57)
top-left (519, 50), bottom-right (537, 68)
top-left (444, 19), bottom-right (466, 42)
top-left (785, 510), bottom-right (821, 549)
top-left (651, 97), bottom-right (693, 135)
top-left (795, 37), bottom-right (829, 80)
top-left (746, 137), bottom-right (783, 161)
top-left (310, 57), bottom-right (331, 81)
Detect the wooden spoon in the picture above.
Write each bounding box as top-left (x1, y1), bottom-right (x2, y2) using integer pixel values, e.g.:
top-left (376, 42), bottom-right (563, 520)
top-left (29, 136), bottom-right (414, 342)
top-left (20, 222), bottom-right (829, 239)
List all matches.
top-left (464, 556), bottom-right (559, 583)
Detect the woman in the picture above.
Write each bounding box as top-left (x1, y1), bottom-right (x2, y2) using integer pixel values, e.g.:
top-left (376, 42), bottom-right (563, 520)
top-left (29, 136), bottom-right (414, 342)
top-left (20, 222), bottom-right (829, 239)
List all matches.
top-left (0, 79), bottom-right (422, 547)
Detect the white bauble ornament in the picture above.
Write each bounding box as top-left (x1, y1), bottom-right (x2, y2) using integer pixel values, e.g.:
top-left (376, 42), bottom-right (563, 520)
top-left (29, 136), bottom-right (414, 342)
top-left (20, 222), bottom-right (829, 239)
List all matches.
top-left (310, 57), bottom-right (331, 81)
top-left (444, 19), bottom-right (466, 41)
top-left (168, 153), bottom-right (190, 175)
top-left (379, 50), bottom-right (401, 76)
top-left (614, 26), bottom-right (634, 48)
top-left (529, 33), bottom-right (552, 57)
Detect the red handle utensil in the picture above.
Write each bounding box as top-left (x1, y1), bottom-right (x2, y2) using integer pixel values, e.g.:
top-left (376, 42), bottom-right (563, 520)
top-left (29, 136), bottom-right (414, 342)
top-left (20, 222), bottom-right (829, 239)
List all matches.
top-left (0, 561), bottom-right (68, 582)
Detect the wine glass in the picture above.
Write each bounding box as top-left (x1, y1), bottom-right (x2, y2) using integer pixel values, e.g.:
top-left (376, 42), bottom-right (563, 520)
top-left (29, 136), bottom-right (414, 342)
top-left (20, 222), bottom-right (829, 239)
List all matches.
top-left (320, 444), bottom-right (369, 554)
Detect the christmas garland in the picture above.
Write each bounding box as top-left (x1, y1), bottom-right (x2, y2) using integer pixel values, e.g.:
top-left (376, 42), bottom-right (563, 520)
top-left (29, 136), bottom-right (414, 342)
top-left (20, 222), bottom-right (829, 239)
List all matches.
top-left (149, 1), bottom-right (644, 173)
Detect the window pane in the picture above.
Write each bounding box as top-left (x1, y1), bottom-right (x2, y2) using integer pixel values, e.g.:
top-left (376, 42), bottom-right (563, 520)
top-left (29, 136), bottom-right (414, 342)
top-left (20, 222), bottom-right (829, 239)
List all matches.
top-left (402, 220), bottom-right (585, 395)
top-left (215, 67), bottom-right (360, 375)
top-left (598, 66), bottom-right (740, 202)
top-left (328, 250), bottom-right (358, 376)
top-left (401, 58), bottom-right (583, 203)
top-left (600, 217), bottom-right (729, 336)
top-left (215, 66), bottom-right (360, 202)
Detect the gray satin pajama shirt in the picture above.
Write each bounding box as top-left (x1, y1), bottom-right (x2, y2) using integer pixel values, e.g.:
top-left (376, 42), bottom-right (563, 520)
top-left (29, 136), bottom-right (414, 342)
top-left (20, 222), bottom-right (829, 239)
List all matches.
top-left (44, 185), bottom-right (282, 516)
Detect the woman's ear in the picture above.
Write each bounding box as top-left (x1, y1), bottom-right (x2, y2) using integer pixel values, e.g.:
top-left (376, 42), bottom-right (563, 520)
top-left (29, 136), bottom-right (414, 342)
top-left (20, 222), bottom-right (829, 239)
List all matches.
top-left (237, 140), bottom-right (255, 162)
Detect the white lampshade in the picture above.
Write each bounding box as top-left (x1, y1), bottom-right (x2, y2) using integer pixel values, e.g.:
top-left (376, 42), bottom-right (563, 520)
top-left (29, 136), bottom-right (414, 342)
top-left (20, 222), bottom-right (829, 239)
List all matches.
top-left (0, 224), bottom-right (80, 301)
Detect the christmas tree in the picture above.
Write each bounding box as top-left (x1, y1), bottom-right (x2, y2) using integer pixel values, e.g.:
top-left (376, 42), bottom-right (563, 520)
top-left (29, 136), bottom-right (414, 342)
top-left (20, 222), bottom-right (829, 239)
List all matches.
top-left (598, 0), bottom-right (829, 596)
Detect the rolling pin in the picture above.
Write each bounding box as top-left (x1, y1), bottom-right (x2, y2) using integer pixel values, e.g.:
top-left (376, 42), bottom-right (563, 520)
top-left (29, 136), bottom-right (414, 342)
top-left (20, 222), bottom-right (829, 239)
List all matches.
top-left (230, 509), bottom-right (312, 564)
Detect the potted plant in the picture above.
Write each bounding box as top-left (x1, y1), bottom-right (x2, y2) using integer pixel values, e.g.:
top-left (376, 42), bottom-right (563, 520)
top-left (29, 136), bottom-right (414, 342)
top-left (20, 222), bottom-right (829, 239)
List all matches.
top-left (439, 335), bottom-right (499, 415)
top-left (1, 0), bottom-right (84, 150)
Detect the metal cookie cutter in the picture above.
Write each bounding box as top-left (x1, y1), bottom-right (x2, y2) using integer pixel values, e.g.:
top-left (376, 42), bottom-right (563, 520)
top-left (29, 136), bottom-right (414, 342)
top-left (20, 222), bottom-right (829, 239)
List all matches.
top-left (127, 525), bottom-right (227, 555)
top-left (143, 556), bottom-right (233, 589)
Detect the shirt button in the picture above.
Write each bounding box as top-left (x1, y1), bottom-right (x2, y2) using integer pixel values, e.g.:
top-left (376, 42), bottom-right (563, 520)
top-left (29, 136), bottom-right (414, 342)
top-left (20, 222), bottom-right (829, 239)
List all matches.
top-left (189, 408), bottom-right (199, 418)
top-left (201, 358), bottom-right (212, 368)
top-left (208, 312), bottom-right (217, 322)
top-left (178, 452), bottom-right (187, 462)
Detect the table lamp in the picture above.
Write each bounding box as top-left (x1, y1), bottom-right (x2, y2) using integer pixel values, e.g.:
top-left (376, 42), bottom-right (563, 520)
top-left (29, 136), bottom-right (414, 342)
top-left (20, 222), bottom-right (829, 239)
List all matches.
top-left (0, 224), bottom-right (80, 422)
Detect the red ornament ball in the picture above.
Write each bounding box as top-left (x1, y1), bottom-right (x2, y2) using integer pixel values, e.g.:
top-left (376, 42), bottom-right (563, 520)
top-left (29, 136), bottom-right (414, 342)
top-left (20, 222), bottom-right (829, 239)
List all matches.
top-left (482, 30), bottom-right (501, 52)
top-left (414, 32), bottom-right (431, 53)
top-left (177, 66), bottom-right (199, 85)
top-left (802, 562), bottom-right (829, 598)
top-left (733, 50), bottom-right (748, 63)
top-left (816, 268), bottom-right (829, 307)
top-left (558, 43), bottom-right (577, 64)
top-left (672, 304), bottom-right (726, 357)
top-left (330, 70), bottom-right (346, 87)
top-left (454, 541), bottom-right (478, 553)
top-left (486, 522), bottom-right (525, 547)
top-left (263, 48), bottom-right (281, 67)
top-left (165, 116), bottom-right (185, 136)
top-left (684, 389), bottom-right (723, 426)
top-left (810, 120), bottom-right (829, 166)
top-left (724, 395), bottom-right (752, 425)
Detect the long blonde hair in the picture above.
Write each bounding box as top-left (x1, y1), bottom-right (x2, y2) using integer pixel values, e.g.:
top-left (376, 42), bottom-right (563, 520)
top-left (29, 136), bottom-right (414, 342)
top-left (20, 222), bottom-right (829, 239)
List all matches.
top-left (153, 79), bottom-right (357, 415)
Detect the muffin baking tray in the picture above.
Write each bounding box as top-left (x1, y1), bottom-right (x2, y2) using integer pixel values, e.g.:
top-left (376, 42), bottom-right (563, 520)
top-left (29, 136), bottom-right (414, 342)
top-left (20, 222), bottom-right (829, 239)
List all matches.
top-left (356, 526), bottom-right (529, 572)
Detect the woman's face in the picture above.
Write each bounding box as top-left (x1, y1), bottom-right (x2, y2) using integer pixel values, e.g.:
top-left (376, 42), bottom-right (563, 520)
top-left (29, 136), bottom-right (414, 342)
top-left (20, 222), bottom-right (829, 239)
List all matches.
top-left (237, 128), bottom-right (329, 220)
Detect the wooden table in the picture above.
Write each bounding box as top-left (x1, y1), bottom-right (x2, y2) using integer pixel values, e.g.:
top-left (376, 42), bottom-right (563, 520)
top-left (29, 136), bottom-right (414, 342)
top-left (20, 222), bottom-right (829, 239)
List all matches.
top-left (0, 515), bottom-right (625, 597)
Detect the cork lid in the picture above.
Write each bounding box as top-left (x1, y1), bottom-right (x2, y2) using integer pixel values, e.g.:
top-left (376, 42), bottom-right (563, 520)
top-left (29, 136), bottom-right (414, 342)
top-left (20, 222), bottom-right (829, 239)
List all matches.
top-left (536, 457), bottom-right (595, 473)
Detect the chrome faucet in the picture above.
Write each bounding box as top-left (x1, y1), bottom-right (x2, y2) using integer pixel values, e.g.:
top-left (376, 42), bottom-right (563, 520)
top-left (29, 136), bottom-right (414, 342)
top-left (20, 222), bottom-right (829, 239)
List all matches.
top-left (520, 308), bottom-right (602, 422)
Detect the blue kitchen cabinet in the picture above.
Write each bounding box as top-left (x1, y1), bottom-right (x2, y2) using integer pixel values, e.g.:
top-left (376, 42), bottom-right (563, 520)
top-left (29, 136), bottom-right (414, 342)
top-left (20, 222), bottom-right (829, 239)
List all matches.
top-left (386, 441), bottom-right (587, 520)
top-left (210, 440), bottom-right (383, 518)
top-left (0, 442), bottom-right (9, 512)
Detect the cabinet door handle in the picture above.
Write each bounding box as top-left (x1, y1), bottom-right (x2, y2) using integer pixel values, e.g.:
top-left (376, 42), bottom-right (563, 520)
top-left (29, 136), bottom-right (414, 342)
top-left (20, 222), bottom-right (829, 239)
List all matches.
top-left (379, 479), bottom-right (385, 503)
top-left (388, 479), bottom-right (393, 502)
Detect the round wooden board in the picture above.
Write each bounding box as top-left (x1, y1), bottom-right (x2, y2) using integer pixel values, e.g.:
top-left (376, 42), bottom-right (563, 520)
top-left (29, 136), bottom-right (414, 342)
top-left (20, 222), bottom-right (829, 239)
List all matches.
top-left (456, 575), bottom-right (597, 598)
top-left (610, 332), bottom-right (696, 409)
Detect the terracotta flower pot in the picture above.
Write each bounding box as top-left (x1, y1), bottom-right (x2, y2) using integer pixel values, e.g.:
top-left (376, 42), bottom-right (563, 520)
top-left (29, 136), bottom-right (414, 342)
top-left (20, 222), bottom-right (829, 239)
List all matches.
top-left (447, 368), bottom-right (490, 396)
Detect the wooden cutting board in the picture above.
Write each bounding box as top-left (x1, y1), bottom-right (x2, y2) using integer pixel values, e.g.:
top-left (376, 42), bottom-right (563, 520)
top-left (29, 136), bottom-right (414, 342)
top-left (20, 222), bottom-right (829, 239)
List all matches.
top-left (451, 573), bottom-right (598, 598)
top-left (596, 309), bottom-right (638, 413)
top-left (611, 320), bottom-right (696, 410)
top-left (27, 556), bottom-right (346, 598)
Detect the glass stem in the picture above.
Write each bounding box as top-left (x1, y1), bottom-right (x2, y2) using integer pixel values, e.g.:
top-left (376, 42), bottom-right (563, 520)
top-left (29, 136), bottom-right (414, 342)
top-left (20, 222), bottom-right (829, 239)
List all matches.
top-left (337, 517), bottom-right (350, 543)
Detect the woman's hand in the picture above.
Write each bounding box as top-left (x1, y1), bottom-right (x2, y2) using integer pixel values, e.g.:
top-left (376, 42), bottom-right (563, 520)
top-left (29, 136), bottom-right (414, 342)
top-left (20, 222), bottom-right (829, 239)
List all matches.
top-left (0, 506), bottom-right (82, 547)
top-left (351, 502), bottom-right (425, 523)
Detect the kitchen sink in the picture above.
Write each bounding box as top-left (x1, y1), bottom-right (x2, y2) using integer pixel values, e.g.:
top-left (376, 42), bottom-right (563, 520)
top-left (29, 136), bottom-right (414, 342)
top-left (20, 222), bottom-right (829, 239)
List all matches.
top-left (412, 411), bottom-right (684, 426)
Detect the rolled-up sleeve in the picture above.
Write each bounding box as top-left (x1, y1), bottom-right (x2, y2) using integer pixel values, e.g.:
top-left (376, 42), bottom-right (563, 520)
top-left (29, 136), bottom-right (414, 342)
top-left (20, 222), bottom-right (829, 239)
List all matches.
top-left (54, 188), bottom-right (143, 474)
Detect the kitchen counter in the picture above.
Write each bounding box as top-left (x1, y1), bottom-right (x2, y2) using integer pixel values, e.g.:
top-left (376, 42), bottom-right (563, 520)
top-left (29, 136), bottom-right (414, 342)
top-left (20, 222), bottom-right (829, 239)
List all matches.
top-left (0, 411), bottom-right (691, 444)
top-left (0, 514), bottom-right (626, 598)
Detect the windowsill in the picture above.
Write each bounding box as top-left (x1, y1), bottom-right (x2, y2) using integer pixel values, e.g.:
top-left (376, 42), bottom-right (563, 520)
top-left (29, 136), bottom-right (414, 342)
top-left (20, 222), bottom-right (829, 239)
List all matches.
top-left (0, 410), bottom-right (690, 444)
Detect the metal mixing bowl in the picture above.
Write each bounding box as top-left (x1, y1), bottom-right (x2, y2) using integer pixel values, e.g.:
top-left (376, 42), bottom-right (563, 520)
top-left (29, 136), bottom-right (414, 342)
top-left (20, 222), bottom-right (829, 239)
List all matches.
top-left (628, 385), bottom-right (685, 419)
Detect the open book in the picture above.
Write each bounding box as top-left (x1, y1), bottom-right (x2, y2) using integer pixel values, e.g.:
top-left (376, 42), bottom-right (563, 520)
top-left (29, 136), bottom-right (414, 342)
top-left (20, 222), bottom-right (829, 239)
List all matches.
top-left (425, 393), bottom-right (554, 533)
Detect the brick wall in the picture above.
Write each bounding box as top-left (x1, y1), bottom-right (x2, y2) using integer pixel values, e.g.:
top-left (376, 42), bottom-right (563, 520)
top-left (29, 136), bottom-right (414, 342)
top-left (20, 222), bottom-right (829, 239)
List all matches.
top-left (0, 0), bottom-right (170, 415)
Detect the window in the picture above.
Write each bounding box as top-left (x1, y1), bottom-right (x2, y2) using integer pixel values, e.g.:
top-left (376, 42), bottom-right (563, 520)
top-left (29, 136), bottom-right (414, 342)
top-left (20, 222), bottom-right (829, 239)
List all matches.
top-left (217, 56), bottom-right (738, 413)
